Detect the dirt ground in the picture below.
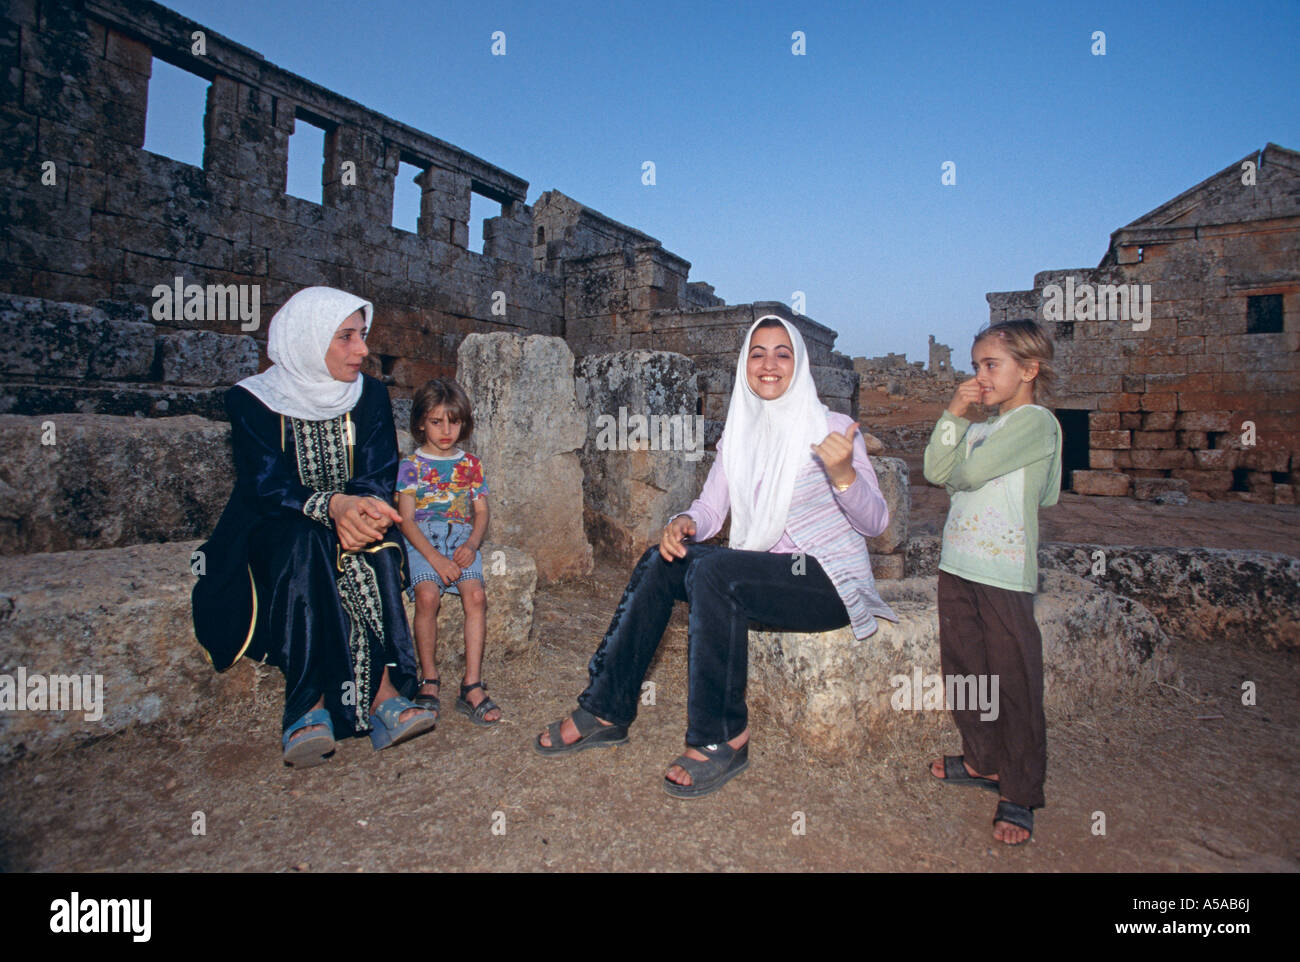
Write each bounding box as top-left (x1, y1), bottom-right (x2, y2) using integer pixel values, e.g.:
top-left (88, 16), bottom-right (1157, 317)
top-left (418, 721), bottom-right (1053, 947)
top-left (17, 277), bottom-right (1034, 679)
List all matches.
top-left (1, 405), bottom-right (1296, 873)
top-left (1, 492), bottom-right (1297, 872)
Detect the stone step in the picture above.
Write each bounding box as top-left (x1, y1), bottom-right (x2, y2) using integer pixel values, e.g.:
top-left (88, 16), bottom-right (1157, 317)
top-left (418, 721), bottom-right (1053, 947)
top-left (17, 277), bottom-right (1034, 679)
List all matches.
top-left (0, 539), bottom-right (537, 761)
top-left (749, 571), bottom-right (1178, 761)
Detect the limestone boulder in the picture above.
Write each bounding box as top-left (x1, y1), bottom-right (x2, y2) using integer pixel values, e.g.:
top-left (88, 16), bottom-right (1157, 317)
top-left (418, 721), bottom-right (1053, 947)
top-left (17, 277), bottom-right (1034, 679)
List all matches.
top-left (0, 539), bottom-right (538, 759)
top-left (575, 350), bottom-right (703, 565)
top-left (0, 541), bottom-right (258, 762)
top-left (0, 414), bottom-right (234, 554)
top-left (456, 333), bottom-right (593, 581)
top-left (1038, 543), bottom-right (1300, 651)
top-left (748, 573), bottom-right (1176, 761)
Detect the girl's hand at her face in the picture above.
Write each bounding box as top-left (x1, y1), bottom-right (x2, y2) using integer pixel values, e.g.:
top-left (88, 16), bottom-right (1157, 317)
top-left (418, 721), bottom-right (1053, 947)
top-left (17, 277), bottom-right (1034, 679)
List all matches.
top-left (660, 515), bottom-right (696, 561)
top-left (947, 378), bottom-right (982, 419)
top-left (330, 494), bottom-right (403, 552)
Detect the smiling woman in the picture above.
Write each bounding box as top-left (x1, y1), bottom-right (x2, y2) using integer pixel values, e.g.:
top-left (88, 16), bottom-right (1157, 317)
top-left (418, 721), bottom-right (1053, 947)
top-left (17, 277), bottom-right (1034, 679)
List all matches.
top-left (535, 314), bottom-right (899, 798)
top-left (191, 287), bottom-right (435, 769)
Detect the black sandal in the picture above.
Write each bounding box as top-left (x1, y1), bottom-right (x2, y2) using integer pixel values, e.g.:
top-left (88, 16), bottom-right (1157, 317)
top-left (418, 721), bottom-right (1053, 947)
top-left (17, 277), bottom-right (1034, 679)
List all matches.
top-left (413, 677), bottom-right (441, 720)
top-left (456, 680), bottom-right (502, 726)
top-left (993, 800), bottom-right (1035, 845)
top-left (533, 707), bottom-right (629, 756)
top-left (930, 754), bottom-right (1000, 793)
top-left (663, 741), bottom-right (750, 799)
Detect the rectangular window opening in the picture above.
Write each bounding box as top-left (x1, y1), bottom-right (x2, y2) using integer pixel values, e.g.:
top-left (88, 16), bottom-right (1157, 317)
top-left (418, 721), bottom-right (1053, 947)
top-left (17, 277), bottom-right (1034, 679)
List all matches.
top-left (142, 57), bottom-right (210, 168)
top-left (1246, 293), bottom-right (1284, 334)
top-left (286, 111), bottom-right (327, 205)
top-left (393, 160), bottom-right (424, 234)
top-left (469, 190), bottom-right (503, 255)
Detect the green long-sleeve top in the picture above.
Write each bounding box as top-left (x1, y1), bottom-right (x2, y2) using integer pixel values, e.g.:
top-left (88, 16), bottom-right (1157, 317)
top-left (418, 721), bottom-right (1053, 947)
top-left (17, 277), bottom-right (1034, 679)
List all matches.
top-left (922, 403), bottom-right (1063, 593)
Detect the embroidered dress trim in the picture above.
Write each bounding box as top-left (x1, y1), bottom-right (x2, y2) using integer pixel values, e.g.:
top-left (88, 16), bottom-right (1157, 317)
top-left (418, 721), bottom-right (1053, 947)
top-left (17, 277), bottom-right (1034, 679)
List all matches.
top-left (303, 491), bottom-right (336, 527)
top-left (336, 551), bottom-right (386, 732)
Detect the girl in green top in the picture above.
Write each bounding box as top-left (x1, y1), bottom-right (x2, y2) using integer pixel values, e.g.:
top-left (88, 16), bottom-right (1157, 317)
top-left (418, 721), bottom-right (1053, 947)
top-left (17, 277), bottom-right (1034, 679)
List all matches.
top-left (922, 319), bottom-right (1062, 845)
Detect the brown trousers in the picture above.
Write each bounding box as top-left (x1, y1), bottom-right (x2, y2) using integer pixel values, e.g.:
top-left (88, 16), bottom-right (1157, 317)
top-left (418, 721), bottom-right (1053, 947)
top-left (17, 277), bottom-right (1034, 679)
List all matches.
top-left (937, 570), bottom-right (1046, 808)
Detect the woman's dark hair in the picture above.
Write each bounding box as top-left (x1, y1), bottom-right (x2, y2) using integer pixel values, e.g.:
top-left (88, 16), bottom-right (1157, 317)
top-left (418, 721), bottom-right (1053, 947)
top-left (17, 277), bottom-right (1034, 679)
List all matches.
top-left (410, 377), bottom-right (474, 445)
top-left (754, 316), bottom-right (787, 333)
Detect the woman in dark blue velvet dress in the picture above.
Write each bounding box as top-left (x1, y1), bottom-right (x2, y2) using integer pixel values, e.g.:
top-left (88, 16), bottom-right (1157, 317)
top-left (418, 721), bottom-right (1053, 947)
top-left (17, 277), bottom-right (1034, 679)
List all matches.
top-left (192, 287), bottom-right (435, 767)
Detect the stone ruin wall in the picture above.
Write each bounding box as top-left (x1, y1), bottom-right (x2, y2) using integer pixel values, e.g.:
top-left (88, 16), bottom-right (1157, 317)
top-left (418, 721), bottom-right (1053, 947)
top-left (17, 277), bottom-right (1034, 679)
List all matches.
top-left (987, 145), bottom-right (1300, 505)
top-left (0, 0), bottom-right (859, 428)
top-left (852, 334), bottom-right (966, 409)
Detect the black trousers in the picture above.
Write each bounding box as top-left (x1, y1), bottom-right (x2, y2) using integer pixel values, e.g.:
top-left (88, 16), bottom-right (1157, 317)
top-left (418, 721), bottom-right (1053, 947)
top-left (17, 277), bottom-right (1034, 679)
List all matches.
top-left (937, 570), bottom-right (1047, 808)
top-left (579, 544), bottom-right (851, 746)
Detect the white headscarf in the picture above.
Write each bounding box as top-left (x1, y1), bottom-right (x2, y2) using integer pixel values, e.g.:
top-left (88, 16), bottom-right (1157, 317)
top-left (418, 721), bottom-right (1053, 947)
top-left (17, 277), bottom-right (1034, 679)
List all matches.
top-left (237, 286), bottom-right (374, 421)
top-left (722, 315), bottom-right (830, 551)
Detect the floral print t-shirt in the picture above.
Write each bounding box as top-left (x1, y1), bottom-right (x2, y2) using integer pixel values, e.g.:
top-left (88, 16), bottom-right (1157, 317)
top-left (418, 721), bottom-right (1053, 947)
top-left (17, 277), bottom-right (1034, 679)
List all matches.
top-left (396, 449), bottom-right (488, 525)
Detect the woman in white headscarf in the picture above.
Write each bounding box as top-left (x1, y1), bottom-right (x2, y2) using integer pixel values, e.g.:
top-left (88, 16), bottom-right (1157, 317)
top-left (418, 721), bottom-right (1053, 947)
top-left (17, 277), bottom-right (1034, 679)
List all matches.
top-left (536, 315), bottom-right (898, 797)
top-left (192, 287), bottom-right (434, 768)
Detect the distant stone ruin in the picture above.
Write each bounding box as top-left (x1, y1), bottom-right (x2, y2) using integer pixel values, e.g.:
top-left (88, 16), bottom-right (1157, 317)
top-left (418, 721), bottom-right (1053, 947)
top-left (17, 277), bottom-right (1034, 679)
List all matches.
top-left (851, 335), bottom-right (964, 408)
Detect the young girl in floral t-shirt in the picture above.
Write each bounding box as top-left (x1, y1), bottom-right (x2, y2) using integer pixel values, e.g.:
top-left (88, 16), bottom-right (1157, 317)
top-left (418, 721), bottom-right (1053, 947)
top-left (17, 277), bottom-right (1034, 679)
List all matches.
top-left (396, 378), bottom-right (502, 726)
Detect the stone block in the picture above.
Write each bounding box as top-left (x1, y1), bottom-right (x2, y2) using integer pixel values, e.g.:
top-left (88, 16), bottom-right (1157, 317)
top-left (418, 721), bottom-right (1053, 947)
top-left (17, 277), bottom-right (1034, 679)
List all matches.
top-left (1178, 431), bottom-right (1208, 449)
top-left (1129, 449), bottom-right (1194, 470)
top-left (0, 292), bottom-right (154, 380)
top-left (574, 350), bottom-right (703, 566)
top-left (0, 541), bottom-right (258, 762)
top-left (1072, 471), bottom-right (1130, 496)
top-left (0, 414), bottom-right (233, 554)
top-left (1090, 430), bottom-right (1131, 450)
top-left (1038, 543), bottom-right (1300, 652)
top-left (1133, 477), bottom-right (1190, 503)
top-left (1132, 431), bottom-right (1176, 448)
top-left (866, 456), bottom-right (909, 555)
top-left (1142, 412), bottom-right (1176, 431)
top-left (1170, 469), bottom-right (1234, 492)
top-left (157, 330), bottom-right (259, 386)
top-left (456, 333), bottom-right (592, 582)
top-left (1175, 411), bottom-right (1233, 432)
top-left (1089, 449), bottom-right (1116, 469)
top-left (1193, 448), bottom-right (1239, 470)
top-left (1088, 411), bottom-right (1119, 430)
top-left (747, 573), bottom-right (1176, 761)
top-left (1120, 413), bottom-right (1143, 429)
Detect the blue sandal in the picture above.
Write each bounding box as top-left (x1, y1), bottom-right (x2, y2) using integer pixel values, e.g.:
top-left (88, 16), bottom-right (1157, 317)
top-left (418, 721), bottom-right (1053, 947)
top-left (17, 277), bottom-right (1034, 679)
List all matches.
top-left (282, 708), bottom-right (335, 768)
top-left (368, 696), bottom-right (436, 751)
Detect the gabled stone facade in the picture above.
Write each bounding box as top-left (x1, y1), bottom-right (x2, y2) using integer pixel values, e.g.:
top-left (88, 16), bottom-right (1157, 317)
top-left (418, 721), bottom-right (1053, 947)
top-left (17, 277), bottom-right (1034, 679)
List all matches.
top-left (988, 144), bottom-right (1300, 503)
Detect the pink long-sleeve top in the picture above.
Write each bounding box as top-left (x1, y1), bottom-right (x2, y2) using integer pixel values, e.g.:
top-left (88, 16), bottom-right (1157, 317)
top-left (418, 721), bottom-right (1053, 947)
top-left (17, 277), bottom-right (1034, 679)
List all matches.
top-left (681, 411), bottom-right (890, 548)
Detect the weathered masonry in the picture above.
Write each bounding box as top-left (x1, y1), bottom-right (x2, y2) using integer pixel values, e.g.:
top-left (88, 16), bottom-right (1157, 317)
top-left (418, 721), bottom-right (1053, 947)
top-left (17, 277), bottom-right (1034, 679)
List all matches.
top-left (0, 0), bottom-right (857, 421)
top-left (988, 144), bottom-right (1300, 504)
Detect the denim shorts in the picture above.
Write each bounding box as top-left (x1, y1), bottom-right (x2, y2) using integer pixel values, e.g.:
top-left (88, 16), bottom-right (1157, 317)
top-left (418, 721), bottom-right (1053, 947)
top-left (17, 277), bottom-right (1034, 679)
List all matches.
top-left (403, 519), bottom-right (483, 598)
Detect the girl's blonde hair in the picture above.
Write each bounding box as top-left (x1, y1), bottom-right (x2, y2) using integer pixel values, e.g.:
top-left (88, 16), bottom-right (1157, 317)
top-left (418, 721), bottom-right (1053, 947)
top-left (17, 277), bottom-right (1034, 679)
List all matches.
top-left (973, 319), bottom-right (1056, 403)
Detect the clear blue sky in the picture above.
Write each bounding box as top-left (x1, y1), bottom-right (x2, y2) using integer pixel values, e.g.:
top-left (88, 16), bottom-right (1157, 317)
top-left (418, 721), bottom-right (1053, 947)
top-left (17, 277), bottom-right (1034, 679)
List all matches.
top-left (152, 0), bottom-right (1300, 365)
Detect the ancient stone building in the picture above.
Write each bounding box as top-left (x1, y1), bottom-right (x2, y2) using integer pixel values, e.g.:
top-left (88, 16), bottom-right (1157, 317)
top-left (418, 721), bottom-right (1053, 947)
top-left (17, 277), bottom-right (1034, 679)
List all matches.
top-left (0, 0), bottom-right (857, 422)
top-left (987, 143), bottom-right (1299, 504)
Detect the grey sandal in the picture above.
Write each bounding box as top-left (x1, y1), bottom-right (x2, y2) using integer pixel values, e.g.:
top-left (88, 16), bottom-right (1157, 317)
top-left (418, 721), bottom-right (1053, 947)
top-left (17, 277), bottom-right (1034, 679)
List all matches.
top-left (663, 741), bottom-right (750, 799)
top-left (931, 754), bottom-right (1000, 793)
top-left (533, 707), bottom-right (628, 756)
top-left (993, 800), bottom-right (1034, 845)
top-left (456, 680), bottom-right (502, 726)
